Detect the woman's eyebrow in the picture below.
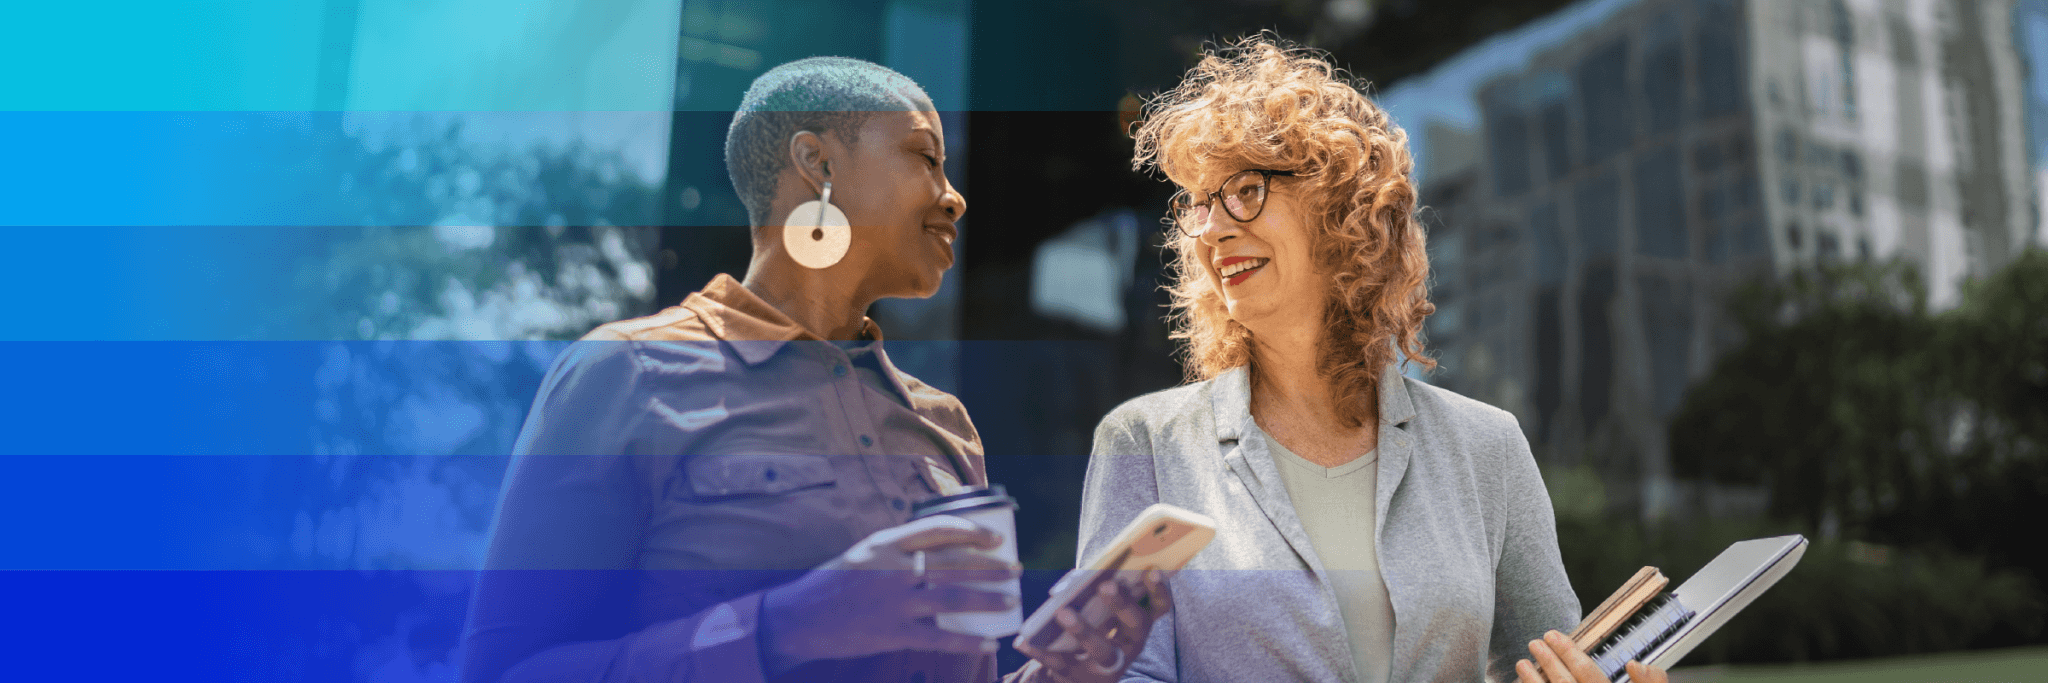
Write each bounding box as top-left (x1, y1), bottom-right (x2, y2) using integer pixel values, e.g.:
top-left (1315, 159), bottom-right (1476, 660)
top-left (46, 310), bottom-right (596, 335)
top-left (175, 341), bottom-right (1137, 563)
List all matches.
top-left (910, 129), bottom-right (942, 154)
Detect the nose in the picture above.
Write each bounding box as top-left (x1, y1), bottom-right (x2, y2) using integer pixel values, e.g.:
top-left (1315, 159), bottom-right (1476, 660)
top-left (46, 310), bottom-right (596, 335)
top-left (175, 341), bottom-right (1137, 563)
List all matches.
top-left (1197, 206), bottom-right (1242, 246)
top-left (940, 179), bottom-right (967, 222)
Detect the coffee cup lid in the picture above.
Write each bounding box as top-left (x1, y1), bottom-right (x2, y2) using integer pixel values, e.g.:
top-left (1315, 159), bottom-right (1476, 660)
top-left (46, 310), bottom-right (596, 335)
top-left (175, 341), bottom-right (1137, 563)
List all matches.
top-left (910, 484), bottom-right (1017, 518)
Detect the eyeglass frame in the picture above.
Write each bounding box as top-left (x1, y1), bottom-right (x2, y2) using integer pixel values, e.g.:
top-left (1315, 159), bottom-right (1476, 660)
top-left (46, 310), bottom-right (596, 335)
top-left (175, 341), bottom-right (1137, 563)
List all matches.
top-left (1170, 169), bottom-right (1298, 238)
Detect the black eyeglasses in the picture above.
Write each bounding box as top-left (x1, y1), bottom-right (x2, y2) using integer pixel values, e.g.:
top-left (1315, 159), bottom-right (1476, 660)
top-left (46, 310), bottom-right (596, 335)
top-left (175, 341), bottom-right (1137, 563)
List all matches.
top-left (1169, 169), bottom-right (1297, 237)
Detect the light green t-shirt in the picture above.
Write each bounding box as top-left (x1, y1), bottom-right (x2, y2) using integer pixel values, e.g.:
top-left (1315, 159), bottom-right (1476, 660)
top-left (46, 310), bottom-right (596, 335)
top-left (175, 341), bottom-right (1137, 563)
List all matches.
top-left (1266, 434), bottom-right (1395, 683)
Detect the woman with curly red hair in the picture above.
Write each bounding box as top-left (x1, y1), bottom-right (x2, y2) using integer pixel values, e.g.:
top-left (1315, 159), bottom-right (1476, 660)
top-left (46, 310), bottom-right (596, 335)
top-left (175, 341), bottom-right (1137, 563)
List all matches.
top-left (1075, 36), bottom-right (1667, 683)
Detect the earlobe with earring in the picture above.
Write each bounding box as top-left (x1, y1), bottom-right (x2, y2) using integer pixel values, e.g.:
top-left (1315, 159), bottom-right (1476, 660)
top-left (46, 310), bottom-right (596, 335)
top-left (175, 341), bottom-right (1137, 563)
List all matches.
top-left (783, 175), bottom-right (851, 269)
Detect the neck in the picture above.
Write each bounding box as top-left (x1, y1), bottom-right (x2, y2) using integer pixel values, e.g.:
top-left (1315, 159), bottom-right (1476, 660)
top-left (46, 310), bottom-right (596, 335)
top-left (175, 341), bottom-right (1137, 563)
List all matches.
top-left (741, 255), bottom-right (873, 340)
top-left (1246, 316), bottom-right (1346, 425)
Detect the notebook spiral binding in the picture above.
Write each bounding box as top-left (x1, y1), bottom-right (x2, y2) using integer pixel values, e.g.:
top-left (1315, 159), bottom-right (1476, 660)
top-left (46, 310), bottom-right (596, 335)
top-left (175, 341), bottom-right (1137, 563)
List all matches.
top-left (1589, 593), bottom-right (1695, 679)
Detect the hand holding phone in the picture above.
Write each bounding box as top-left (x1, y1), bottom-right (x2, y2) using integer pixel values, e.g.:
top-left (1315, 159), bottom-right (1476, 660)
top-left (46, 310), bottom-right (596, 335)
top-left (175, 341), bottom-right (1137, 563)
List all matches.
top-left (1015, 504), bottom-right (1215, 678)
top-left (1029, 570), bottom-right (1173, 683)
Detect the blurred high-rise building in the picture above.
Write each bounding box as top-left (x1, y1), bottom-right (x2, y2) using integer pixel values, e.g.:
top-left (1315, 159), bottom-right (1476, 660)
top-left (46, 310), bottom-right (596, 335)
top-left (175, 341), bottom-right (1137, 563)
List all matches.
top-left (1413, 0), bottom-right (2042, 517)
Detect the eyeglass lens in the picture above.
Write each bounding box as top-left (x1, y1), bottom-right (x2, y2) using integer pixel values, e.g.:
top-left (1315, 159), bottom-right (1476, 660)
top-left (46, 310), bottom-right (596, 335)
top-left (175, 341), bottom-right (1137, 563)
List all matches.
top-left (1177, 170), bottom-right (1272, 237)
top-left (1219, 172), bottom-right (1266, 221)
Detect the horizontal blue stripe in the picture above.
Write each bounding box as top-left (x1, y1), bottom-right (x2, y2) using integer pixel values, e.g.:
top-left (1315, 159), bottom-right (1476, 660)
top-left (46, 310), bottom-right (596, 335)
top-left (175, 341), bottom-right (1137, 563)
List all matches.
top-left (0, 1), bottom-right (682, 112)
top-left (0, 223), bottom-right (685, 340)
top-left (0, 568), bottom-right (1124, 681)
top-left (0, 340), bottom-right (1134, 570)
top-left (0, 112), bottom-right (681, 228)
top-left (0, 0), bottom-right (1139, 114)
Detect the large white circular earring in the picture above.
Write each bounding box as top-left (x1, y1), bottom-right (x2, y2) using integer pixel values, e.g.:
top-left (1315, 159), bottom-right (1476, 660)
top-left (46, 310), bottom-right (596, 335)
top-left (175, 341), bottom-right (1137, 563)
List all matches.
top-left (783, 180), bottom-right (851, 269)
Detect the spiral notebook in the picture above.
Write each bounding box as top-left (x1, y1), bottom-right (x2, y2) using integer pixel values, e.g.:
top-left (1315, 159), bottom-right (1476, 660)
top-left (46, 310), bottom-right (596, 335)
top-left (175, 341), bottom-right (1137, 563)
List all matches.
top-left (1566, 535), bottom-right (1809, 682)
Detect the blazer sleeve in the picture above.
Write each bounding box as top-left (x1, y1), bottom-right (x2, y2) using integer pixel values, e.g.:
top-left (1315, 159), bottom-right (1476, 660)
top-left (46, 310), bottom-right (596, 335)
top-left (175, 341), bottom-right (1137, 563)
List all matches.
top-left (1078, 405), bottom-right (1177, 683)
top-left (460, 339), bottom-right (773, 683)
top-left (1485, 413), bottom-right (1581, 679)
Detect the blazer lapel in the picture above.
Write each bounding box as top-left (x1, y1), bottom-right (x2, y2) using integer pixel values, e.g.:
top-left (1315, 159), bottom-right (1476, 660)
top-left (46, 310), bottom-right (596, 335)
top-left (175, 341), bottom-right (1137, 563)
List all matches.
top-left (1210, 367), bottom-right (1326, 573)
top-left (1375, 366), bottom-right (1418, 543)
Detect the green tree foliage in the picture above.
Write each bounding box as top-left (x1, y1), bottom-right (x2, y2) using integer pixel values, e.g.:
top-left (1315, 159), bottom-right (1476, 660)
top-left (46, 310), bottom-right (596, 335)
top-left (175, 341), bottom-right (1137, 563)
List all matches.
top-left (1553, 509), bottom-right (2043, 663)
top-left (287, 116), bottom-right (661, 342)
top-left (1666, 252), bottom-right (2048, 651)
top-left (1669, 260), bottom-right (1946, 535)
top-left (1947, 249), bottom-right (2048, 449)
top-left (1881, 250), bottom-right (2048, 602)
top-left (221, 115), bottom-right (666, 681)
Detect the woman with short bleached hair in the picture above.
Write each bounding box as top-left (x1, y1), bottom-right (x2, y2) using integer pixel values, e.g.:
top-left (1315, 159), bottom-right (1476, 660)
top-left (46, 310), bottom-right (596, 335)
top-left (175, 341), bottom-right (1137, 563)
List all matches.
top-left (467, 55), bottom-right (1166, 683)
top-left (1079, 36), bottom-right (1667, 683)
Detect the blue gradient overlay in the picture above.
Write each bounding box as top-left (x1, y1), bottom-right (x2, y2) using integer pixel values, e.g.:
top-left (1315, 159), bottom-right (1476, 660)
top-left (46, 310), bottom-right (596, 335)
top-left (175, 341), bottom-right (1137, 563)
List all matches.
top-left (4, 568), bottom-right (1134, 681)
top-left (0, 1), bottom-right (1126, 679)
top-left (0, 339), bottom-right (1130, 679)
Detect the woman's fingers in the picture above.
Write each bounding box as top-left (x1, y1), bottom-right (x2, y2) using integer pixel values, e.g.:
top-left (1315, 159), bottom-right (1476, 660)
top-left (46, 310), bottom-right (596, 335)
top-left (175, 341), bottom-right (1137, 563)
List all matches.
top-left (1031, 650), bottom-right (1091, 683)
top-left (893, 622), bottom-right (998, 656)
top-left (1108, 578), bottom-right (1147, 633)
top-left (888, 516), bottom-right (1003, 552)
top-left (1142, 569), bottom-right (1173, 616)
top-left (1054, 607), bottom-right (1117, 665)
top-left (1625, 661), bottom-right (1668, 683)
top-left (1528, 636), bottom-right (1577, 683)
top-left (905, 583), bottom-right (1017, 617)
top-left (1515, 658), bottom-right (1547, 683)
top-left (919, 544), bottom-right (1021, 583)
top-left (1544, 630), bottom-right (1609, 683)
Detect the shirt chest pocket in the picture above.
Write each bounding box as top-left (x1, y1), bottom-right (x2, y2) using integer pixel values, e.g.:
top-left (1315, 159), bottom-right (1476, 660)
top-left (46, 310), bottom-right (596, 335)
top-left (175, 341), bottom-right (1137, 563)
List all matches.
top-left (672, 454), bottom-right (839, 500)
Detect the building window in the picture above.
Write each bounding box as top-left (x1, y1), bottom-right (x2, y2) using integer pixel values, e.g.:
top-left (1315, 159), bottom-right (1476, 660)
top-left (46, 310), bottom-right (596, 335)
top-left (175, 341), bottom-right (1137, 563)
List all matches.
top-left (1806, 142), bottom-right (1834, 169)
top-left (1577, 170), bottom-right (1621, 260)
top-left (1897, 158), bottom-right (1929, 208)
top-left (1636, 146), bottom-right (1688, 259)
top-left (1579, 39), bottom-right (1634, 163)
top-left (1832, 0), bottom-right (1857, 118)
top-left (1700, 184), bottom-right (1728, 221)
top-left (1697, 0), bottom-right (1746, 118)
top-left (1638, 274), bottom-right (1693, 417)
top-left (1889, 16), bottom-right (1919, 66)
top-left (1531, 202), bottom-right (1566, 286)
top-left (1645, 13), bottom-right (1685, 134)
top-left (1694, 140), bottom-right (1724, 174)
top-left (1483, 82), bottom-right (1533, 198)
top-left (1542, 100), bottom-right (1572, 178)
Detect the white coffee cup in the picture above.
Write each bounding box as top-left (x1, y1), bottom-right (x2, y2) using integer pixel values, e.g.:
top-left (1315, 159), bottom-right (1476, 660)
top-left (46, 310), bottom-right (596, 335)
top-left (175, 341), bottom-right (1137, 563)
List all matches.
top-left (909, 485), bottom-right (1022, 638)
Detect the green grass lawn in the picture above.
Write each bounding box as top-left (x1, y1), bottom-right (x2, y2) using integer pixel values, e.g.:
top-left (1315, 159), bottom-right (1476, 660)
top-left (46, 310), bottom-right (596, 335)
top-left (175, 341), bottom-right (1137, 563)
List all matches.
top-left (1666, 647), bottom-right (2048, 683)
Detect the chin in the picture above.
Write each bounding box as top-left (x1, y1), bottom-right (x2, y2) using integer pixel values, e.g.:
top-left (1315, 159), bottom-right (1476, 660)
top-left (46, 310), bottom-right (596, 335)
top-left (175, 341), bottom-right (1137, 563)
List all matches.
top-left (886, 271), bottom-right (945, 301)
top-left (1223, 299), bottom-right (1277, 327)
top-left (910, 273), bottom-right (945, 299)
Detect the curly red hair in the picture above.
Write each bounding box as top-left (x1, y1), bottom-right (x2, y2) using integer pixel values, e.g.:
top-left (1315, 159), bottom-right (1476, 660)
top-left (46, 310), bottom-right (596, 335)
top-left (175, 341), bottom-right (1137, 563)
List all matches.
top-left (1132, 35), bottom-right (1435, 426)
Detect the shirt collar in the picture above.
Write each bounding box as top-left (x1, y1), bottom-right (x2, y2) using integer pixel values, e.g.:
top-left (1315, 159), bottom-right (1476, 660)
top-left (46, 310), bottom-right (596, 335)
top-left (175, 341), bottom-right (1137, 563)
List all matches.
top-left (679, 273), bottom-right (883, 365)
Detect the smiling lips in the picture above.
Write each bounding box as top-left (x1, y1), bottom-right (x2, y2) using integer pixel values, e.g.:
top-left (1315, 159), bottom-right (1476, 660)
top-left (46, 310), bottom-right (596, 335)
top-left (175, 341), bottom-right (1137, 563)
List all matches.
top-left (926, 223), bottom-right (958, 266)
top-left (1218, 256), bottom-right (1268, 286)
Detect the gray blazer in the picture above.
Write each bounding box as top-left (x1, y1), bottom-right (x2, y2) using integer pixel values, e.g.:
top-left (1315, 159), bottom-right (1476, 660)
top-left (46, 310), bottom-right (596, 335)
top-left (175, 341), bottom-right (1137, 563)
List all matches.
top-left (1080, 366), bottom-right (1578, 682)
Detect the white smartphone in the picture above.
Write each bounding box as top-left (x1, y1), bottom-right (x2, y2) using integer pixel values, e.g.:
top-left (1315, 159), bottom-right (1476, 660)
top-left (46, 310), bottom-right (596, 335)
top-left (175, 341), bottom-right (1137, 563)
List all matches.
top-left (1013, 503), bottom-right (1216, 659)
